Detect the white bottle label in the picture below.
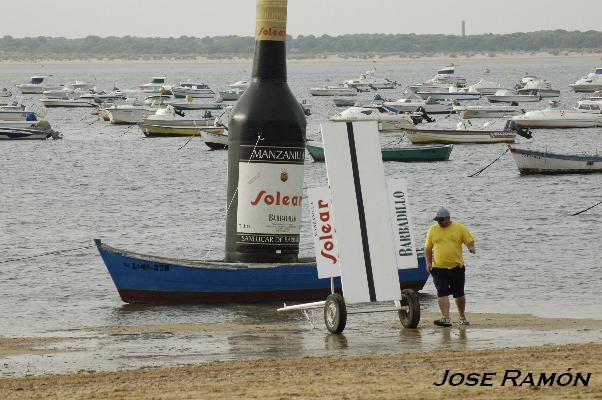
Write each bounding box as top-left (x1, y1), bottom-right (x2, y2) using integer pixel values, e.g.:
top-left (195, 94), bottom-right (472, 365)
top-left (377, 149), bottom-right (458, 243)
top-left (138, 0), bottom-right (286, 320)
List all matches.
top-left (235, 145), bottom-right (304, 247)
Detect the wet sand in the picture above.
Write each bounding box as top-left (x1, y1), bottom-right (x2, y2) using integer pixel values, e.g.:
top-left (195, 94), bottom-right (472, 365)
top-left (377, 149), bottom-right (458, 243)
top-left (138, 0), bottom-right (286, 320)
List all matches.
top-left (1, 312), bottom-right (601, 399)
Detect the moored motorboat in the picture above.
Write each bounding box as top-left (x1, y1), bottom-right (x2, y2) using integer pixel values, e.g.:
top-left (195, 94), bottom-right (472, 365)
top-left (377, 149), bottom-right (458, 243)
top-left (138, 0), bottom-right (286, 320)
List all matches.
top-left (344, 69), bottom-right (397, 90)
top-left (402, 120), bottom-right (527, 144)
top-left (171, 82), bottom-right (215, 99)
top-left (516, 79), bottom-right (560, 98)
top-left (453, 104), bottom-right (525, 118)
top-left (218, 88), bottom-right (244, 101)
top-left (40, 96), bottom-right (97, 108)
top-left (309, 84), bottom-right (357, 96)
top-left (570, 67), bottom-right (602, 93)
top-left (510, 107), bottom-right (602, 129)
top-left (467, 79), bottom-right (510, 95)
top-left (508, 145), bottom-right (602, 174)
top-left (16, 75), bottom-right (63, 94)
top-left (0, 122), bottom-right (61, 140)
top-left (415, 86), bottom-right (480, 101)
top-left (329, 106), bottom-right (419, 132)
top-left (306, 140), bottom-right (452, 162)
top-left (94, 239), bottom-right (428, 304)
top-left (139, 77), bottom-right (168, 93)
top-left (487, 89), bottom-right (541, 103)
top-left (106, 98), bottom-right (157, 124)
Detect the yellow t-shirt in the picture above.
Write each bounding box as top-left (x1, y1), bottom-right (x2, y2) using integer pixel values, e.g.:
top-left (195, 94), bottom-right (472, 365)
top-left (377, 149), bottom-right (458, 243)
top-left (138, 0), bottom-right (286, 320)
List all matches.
top-left (425, 222), bottom-right (474, 269)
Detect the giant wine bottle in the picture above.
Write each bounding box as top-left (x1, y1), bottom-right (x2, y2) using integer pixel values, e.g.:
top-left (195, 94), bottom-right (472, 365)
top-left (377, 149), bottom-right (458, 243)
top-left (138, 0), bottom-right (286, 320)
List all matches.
top-left (225, 0), bottom-right (307, 263)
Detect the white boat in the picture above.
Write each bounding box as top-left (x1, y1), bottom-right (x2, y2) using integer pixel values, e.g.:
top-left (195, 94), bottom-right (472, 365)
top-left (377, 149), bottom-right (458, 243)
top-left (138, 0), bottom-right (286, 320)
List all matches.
top-left (425, 65), bottom-right (467, 87)
top-left (66, 80), bottom-right (96, 91)
top-left (415, 86), bottom-right (480, 101)
top-left (16, 76), bottom-right (63, 94)
top-left (384, 90), bottom-right (454, 114)
top-left (139, 77), bottom-right (168, 93)
top-left (344, 69), bottom-right (397, 90)
top-left (570, 67), bottom-right (602, 93)
top-left (79, 90), bottom-right (126, 103)
top-left (106, 98), bottom-right (157, 124)
top-left (403, 124), bottom-right (518, 144)
top-left (487, 89), bottom-right (541, 103)
top-left (468, 79), bottom-right (510, 95)
top-left (0, 121), bottom-right (60, 140)
top-left (171, 82), bottom-right (215, 99)
top-left (0, 105), bottom-right (38, 121)
top-left (309, 85), bottom-right (357, 96)
top-left (576, 99), bottom-right (602, 111)
top-left (228, 80), bottom-right (250, 90)
top-left (167, 98), bottom-right (224, 110)
top-left (510, 108), bottom-right (602, 129)
top-left (143, 105), bottom-right (218, 127)
top-left (329, 106), bottom-right (417, 132)
top-left (509, 146), bottom-right (602, 174)
top-left (218, 88), bottom-right (244, 101)
top-left (144, 94), bottom-right (172, 105)
top-left (200, 129), bottom-right (228, 150)
top-left (515, 74), bottom-right (540, 89)
top-left (453, 104), bottom-right (525, 119)
top-left (40, 97), bottom-right (97, 108)
top-left (0, 119), bottom-right (46, 129)
top-left (516, 79), bottom-right (560, 98)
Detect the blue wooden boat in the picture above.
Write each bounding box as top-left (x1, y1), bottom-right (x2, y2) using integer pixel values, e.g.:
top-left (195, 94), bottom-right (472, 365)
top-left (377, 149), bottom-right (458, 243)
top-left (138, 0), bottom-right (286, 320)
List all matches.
top-left (95, 239), bottom-right (429, 304)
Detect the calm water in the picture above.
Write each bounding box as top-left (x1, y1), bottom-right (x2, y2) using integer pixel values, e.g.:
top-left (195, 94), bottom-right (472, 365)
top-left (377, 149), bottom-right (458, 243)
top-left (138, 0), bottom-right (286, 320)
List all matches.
top-left (0, 57), bottom-right (601, 376)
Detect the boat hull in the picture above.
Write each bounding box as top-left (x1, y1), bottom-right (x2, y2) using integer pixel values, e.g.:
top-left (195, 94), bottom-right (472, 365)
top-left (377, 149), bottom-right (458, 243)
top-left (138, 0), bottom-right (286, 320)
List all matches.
top-left (404, 128), bottom-right (516, 144)
top-left (509, 146), bottom-right (602, 174)
top-left (139, 124), bottom-right (226, 138)
top-left (95, 240), bottom-right (429, 304)
top-left (306, 141), bottom-right (452, 162)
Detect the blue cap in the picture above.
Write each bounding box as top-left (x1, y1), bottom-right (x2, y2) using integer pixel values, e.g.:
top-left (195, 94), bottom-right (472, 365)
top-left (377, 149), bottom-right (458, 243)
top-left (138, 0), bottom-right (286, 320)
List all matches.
top-left (434, 207), bottom-right (450, 221)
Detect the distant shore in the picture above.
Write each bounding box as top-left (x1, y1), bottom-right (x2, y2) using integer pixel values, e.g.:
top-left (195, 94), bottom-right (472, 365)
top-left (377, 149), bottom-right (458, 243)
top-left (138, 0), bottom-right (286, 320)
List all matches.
top-left (0, 51), bottom-right (600, 66)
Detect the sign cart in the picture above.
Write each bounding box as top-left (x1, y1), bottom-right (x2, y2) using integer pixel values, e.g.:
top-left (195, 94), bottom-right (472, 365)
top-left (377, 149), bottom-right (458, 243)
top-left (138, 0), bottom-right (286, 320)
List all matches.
top-left (279, 121), bottom-right (421, 333)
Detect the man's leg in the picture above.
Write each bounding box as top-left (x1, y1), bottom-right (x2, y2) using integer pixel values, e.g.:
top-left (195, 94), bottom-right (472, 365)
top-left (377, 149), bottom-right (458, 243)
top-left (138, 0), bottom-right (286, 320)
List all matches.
top-left (438, 296), bottom-right (450, 318)
top-left (455, 296), bottom-right (466, 319)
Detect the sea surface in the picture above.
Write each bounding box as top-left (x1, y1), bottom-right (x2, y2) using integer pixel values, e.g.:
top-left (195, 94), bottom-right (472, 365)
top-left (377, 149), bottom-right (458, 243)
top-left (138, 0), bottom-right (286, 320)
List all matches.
top-left (0, 57), bottom-right (601, 376)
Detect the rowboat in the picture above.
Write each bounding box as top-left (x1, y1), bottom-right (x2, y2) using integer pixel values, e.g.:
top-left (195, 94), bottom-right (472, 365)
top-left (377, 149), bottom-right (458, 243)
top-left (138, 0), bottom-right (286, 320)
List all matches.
top-left (508, 146), bottom-right (602, 174)
top-left (201, 130), bottom-right (228, 150)
top-left (306, 140), bottom-right (452, 162)
top-left (139, 123), bottom-right (226, 138)
top-left (95, 239), bottom-right (429, 304)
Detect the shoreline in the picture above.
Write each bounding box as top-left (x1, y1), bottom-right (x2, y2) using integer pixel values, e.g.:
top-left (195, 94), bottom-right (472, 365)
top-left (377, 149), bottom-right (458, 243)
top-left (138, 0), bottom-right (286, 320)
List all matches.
top-left (1, 342), bottom-right (600, 399)
top-left (0, 51), bottom-right (600, 66)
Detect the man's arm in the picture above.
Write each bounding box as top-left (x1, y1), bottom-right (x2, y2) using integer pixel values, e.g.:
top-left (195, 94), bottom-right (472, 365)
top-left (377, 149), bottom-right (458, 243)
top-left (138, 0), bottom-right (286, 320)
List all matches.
top-left (466, 241), bottom-right (476, 254)
top-left (425, 247), bottom-right (433, 273)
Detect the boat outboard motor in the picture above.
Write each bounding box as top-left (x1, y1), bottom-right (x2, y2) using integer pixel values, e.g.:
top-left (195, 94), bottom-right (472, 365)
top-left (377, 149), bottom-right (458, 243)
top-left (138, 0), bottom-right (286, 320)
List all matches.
top-left (174, 108), bottom-right (186, 117)
top-left (203, 110), bottom-right (213, 119)
top-left (505, 120), bottom-right (532, 139)
top-left (416, 106), bottom-right (435, 123)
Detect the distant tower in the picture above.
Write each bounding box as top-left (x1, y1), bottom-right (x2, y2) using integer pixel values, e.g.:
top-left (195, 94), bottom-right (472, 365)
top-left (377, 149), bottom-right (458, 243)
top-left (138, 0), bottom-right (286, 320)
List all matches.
top-left (461, 20), bottom-right (466, 37)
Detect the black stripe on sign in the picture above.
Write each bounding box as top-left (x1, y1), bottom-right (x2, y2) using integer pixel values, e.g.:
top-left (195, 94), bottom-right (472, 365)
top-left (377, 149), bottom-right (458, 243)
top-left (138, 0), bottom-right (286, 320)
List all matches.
top-left (346, 122), bottom-right (376, 302)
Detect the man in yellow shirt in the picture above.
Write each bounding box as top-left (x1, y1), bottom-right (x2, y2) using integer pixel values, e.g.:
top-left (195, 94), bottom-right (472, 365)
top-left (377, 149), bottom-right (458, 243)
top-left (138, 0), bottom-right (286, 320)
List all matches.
top-left (425, 207), bottom-right (476, 327)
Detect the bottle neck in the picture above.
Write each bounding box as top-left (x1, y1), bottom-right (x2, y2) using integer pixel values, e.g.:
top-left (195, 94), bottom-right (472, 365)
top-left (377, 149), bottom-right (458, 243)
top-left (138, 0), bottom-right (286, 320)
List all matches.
top-left (251, 40), bottom-right (287, 82)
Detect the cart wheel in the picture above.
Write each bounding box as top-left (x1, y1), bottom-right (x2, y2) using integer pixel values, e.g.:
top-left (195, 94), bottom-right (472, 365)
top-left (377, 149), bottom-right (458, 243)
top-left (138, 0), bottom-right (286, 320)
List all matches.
top-left (324, 293), bottom-right (347, 334)
top-left (398, 289), bottom-right (420, 329)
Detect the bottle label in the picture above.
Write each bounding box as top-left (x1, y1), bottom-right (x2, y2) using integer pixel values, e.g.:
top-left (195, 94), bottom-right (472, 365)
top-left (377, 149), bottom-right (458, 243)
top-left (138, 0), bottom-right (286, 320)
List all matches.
top-left (236, 144), bottom-right (304, 247)
top-left (256, 0), bottom-right (287, 42)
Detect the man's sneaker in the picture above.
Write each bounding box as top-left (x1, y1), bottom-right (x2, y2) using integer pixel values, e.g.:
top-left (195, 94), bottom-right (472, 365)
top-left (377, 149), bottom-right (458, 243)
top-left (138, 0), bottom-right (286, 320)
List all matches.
top-left (458, 317), bottom-right (470, 326)
top-left (433, 317), bottom-right (452, 327)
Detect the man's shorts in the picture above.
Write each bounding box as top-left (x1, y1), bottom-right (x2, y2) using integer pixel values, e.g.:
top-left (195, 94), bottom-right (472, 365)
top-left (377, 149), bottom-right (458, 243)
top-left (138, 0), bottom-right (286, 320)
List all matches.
top-left (431, 266), bottom-right (465, 298)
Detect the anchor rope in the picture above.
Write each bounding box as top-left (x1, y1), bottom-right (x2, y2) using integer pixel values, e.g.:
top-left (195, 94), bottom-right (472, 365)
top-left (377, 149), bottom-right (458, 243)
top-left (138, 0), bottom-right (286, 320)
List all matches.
top-left (572, 200), bottom-right (602, 216)
top-left (468, 147), bottom-right (509, 177)
top-left (0, 244), bottom-right (95, 265)
top-left (202, 133), bottom-right (265, 262)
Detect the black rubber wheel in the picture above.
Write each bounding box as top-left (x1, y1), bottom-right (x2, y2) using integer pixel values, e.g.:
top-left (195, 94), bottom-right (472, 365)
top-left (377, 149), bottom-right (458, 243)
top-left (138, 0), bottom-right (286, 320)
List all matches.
top-left (398, 289), bottom-right (420, 329)
top-left (324, 293), bottom-right (347, 334)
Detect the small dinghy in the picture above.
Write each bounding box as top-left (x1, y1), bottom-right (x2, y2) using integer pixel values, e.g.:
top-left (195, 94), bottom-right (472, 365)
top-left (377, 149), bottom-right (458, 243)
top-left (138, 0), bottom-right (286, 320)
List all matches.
top-left (0, 121), bottom-right (61, 140)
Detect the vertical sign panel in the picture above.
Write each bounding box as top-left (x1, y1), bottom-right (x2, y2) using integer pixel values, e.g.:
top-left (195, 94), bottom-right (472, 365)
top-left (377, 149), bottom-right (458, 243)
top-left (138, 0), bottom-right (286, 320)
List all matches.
top-left (307, 186), bottom-right (340, 278)
top-left (322, 121), bottom-right (401, 304)
top-left (386, 178), bottom-right (418, 269)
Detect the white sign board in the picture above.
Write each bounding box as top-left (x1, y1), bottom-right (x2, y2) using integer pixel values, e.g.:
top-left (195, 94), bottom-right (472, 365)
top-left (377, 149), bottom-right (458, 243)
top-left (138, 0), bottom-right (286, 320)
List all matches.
top-left (307, 186), bottom-right (340, 278)
top-left (386, 178), bottom-right (418, 269)
top-left (321, 121), bottom-right (401, 304)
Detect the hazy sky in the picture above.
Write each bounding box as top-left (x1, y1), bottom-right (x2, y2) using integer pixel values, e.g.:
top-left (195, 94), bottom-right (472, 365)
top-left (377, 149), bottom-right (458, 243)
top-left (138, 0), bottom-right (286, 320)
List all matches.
top-left (3, 0), bottom-right (601, 38)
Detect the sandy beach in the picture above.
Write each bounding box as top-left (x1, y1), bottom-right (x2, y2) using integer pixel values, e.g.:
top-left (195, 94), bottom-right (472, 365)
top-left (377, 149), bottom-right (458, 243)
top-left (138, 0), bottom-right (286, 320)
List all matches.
top-left (1, 312), bottom-right (600, 399)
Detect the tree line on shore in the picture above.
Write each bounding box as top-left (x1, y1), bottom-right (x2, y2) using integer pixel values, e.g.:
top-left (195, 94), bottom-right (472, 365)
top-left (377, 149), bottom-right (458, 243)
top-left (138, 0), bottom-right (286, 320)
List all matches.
top-left (1, 30), bottom-right (601, 59)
